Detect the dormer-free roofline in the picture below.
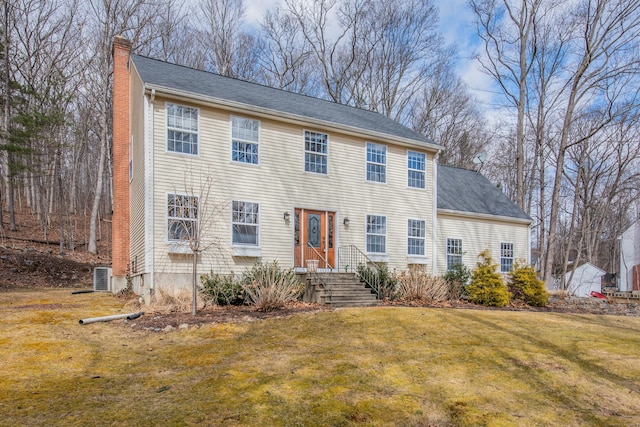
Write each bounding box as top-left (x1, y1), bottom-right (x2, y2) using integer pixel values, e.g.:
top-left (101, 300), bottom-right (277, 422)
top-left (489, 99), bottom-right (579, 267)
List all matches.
top-left (129, 54), bottom-right (442, 153)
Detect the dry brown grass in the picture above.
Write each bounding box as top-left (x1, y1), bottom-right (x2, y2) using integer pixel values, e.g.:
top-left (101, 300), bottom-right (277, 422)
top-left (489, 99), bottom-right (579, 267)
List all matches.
top-left (1, 289), bottom-right (640, 426)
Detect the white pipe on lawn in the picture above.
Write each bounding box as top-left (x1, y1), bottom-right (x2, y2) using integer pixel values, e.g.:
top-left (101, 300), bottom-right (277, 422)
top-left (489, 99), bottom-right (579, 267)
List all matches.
top-left (79, 312), bottom-right (144, 325)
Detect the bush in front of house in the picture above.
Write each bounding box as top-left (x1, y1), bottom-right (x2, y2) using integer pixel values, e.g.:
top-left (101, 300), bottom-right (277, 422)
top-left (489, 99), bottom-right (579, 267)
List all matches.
top-left (356, 263), bottom-right (398, 299)
top-left (508, 261), bottom-right (548, 307)
top-left (467, 250), bottom-right (510, 307)
top-left (200, 272), bottom-right (244, 306)
top-left (241, 261), bottom-right (305, 311)
top-left (395, 267), bottom-right (449, 302)
top-left (443, 263), bottom-right (471, 300)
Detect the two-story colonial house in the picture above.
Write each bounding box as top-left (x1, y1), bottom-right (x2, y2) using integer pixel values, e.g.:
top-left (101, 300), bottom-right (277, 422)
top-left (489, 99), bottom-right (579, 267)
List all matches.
top-left (111, 36), bottom-right (531, 303)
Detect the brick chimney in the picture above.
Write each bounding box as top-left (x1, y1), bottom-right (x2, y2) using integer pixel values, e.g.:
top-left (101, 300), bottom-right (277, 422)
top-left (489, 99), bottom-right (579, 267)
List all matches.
top-left (112, 36), bottom-right (131, 278)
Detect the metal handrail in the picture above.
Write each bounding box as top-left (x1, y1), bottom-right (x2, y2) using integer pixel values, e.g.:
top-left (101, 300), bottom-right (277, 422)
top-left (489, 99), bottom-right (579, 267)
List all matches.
top-left (337, 245), bottom-right (383, 299)
top-left (305, 242), bottom-right (333, 270)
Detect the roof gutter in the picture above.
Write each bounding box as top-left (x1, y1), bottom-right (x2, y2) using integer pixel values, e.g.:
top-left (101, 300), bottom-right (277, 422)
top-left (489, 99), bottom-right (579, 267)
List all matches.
top-left (437, 208), bottom-right (533, 225)
top-left (143, 85), bottom-right (443, 152)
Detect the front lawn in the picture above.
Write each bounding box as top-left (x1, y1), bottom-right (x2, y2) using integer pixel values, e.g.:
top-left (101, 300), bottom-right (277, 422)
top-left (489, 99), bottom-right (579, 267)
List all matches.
top-left (1, 289), bottom-right (639, 426)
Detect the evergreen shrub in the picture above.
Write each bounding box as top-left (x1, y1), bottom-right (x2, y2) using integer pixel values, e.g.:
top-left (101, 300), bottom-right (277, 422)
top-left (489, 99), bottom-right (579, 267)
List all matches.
top-left (467, 250), bottom-right (510, 307)
top-left (508, 261), bottom-right (548, 307)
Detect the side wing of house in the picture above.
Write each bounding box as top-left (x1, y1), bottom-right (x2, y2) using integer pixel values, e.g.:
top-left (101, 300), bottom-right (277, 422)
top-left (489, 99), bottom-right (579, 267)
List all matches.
top-left (436, 165), bottom-right (532, 275)
top-left (620, 221), bottom-right (640, 292)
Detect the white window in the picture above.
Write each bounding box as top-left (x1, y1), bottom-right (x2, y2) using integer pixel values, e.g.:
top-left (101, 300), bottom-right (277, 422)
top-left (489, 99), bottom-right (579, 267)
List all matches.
top-left (408, 151), bottom-right (425, 189)
top-left (447, 238), bottom-right (463, 270)
top-left (167, 194), bottom-right (198, 241)
top-left (366, 215), bottom-right (386, 253)
top-left (232, 201), bottom-right (259, 246)
top-left (407, 219), bottom-right (426, 256)
top-left (366, 142), bottom-right (386, 183)
top-left (167, 103), bottom-right (198, 155)
top-left (304, 130), bottom-right (328, 174)
top-left (501, 242), bottom-right (514, 272)
top-left (232, 116), bottom-right (259, 164)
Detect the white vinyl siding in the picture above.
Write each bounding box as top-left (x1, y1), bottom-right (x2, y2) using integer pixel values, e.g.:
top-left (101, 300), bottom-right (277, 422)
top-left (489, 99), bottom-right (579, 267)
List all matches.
top-left (231, 116), bottom-right (259, 164)
top-left (500, 242), bottom-right (514, 272)
top-left (304, 130), bottom-right (328, 174)
top-left (407, 219), bottom-right (426, 256)
top-left (436, 212), bottom-right (530, 274)
top-left (366, 142), bottom-right (386, 183)
top-left (167, 103), bottom-right (198, 155)
top-left (407, 151), bottom-right (425, 189)
top-left (148, 94), bottom-right (436, 283)
top-left (232, 201), bottom-right (259, 246)
top-left (366, 215), bottom-right (387, 253)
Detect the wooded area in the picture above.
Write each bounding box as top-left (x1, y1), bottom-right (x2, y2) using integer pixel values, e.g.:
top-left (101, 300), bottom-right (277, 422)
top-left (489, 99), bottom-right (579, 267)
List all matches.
top-left (0, 0), bottom-right (638, 286)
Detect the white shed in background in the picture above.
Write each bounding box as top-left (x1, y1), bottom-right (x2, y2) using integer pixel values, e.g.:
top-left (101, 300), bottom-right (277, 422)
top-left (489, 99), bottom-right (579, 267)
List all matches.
top-left (565, 263), bottom-right (606, 298)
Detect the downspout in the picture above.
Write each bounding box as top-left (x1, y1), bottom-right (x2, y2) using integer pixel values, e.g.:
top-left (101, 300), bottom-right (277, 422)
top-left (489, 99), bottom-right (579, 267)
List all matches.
top-left (147, 88), bottom-right (156, 292)
top-left (432, 151), bottom-right (440, 276)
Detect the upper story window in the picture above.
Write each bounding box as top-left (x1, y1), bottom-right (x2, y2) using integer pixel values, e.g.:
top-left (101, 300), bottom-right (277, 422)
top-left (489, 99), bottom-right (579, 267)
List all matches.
top-left (232, 201), bottom-right (259, 246)
top-left (408, 151), bottom-right (426, 189)
top-left (501, 242), bottom-right (514, 273)
top-left (232, 116), bottom-right (259, 164)
top-left (304, 130), bottom-right (328, 174)
top-left (167, 103), bottom-right (198, 155)
top-left (407, 219), bottom-right (426, 256)
top-left (447, 238), bottom-right (463, 270)
top-left (366, 215), bottom-right (387, 253)
top-left (167, 194), bottom-right (198, 242)
top-left (366, 142), bottom-right (386, 183)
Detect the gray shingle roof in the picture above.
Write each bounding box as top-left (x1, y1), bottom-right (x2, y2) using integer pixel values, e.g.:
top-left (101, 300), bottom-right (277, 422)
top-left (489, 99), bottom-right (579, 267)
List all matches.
top-left (130, 54), bottom-right (439, 149)
top-left (437, 165), bottom-right (531, 221)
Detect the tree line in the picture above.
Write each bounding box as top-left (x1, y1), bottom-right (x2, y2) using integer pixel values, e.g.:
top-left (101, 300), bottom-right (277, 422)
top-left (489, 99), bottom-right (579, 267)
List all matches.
top-left (0, 0), bottom-right (638, 287)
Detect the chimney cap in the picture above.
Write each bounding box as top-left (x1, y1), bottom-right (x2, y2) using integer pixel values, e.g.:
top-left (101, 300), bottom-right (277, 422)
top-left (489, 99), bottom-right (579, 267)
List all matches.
top-left (113, 35), bottom-right (132, 50)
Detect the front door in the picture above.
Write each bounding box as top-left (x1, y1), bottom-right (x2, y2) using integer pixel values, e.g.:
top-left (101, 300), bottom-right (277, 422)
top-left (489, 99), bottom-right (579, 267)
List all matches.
top-left (294, 209), bottom-right (335, 269)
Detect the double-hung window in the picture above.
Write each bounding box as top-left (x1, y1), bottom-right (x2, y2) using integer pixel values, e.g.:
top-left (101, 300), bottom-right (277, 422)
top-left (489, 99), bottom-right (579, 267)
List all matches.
top-left (304, 131), bottom-right (328, 174)
top-left (447, 238), bottom-right (463, 270)
top-left (366, 142), bottom-right (386, 183)
top-left (366, 215), bottom-right (386, 253)
top-left (167, 103), bottom-right (198, 155)
top-left (501, 242), bottom-right (514, 272)
top-left (232, 116), bottom-right (259, 164)
top-left (167, 194), bottom-right (198, 242)
top-left (408, 151), bottom-right (426, 189)
top-left (232, 201), bottom-right (259, 245)
top-left (407, 219), bottom-right (426, 256)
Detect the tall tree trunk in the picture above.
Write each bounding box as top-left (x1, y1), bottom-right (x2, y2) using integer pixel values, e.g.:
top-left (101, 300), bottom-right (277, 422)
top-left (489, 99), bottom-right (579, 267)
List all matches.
top-left (88, 84), bottom-right (108, 254)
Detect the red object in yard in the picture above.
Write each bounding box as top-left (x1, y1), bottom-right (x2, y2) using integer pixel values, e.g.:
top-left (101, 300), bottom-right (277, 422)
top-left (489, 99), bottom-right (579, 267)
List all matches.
top-left (590, 291), bottom-right (607, 299)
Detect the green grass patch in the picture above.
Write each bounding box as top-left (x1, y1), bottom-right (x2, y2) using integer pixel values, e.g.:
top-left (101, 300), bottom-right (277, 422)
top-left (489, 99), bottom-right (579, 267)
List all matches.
top-left (1, 290), bottom-right (639, 426)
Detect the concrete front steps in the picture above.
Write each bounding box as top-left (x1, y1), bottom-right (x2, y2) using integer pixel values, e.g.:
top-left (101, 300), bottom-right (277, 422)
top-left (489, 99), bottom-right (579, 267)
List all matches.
top-left (301, 272), bottom-right (380, 307)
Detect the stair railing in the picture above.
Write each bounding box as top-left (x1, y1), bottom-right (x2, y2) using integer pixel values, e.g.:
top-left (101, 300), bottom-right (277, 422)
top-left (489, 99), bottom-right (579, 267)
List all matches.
top-left (305, 243), bottom-right (333, 300)
top-left (337, 245), bottom-right (383, 299)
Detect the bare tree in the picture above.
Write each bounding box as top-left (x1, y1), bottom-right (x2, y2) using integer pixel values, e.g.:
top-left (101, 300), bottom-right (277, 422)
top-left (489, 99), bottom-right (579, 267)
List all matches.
top-left (542, 0), bottom-right (640, 284)
top-left (472, 0), bottom-right (544, 209)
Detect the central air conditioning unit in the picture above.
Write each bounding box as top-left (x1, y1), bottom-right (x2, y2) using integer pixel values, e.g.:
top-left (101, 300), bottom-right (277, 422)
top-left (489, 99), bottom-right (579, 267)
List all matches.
top-left (93, 267), bottom-right (112, 292)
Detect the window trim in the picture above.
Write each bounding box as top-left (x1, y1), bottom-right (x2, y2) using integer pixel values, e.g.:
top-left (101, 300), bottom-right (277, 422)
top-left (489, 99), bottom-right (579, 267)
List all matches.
top-left (166, 102), bottom-right (199, 156)
top-left (303, 129), bottom-right (329, 175)
top-left (366, 142), bottom-right (387, 183)
top-left (407, 150), bottom-right (426, 189)
top-left (407, 218), bottom-right (426, 256)
top-left (500, 242), bottom-right (514, 273)
top-left (365, 214), bottom-right (387, 254)
top-left (231, 200), bottom-right (260, 247)
top-left (231, 115), bottom-right (260, 165)
top-left (166, 192), bottom-right (199, 243)
top-left (446, 238), bottom-right (463, 271)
